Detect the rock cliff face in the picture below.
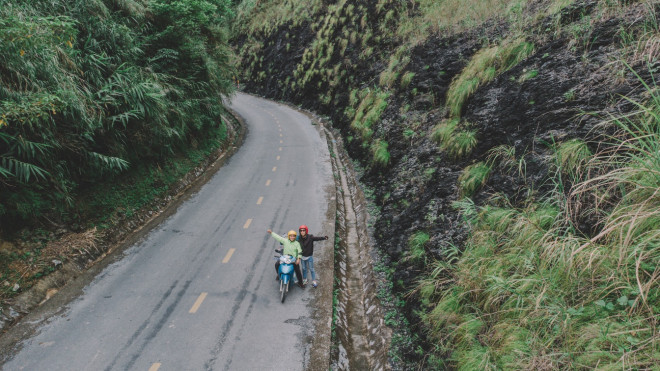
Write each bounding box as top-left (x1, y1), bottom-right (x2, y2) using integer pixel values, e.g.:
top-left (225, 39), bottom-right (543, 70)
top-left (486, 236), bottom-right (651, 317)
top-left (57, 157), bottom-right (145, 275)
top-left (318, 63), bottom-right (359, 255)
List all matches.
top-left (234, 0), bottom-right (659, 367)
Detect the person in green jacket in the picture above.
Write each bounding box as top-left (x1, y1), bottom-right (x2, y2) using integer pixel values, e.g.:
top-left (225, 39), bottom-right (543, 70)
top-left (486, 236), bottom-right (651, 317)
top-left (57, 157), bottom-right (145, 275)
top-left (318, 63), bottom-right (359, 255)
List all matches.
top-left (267, 229), bottom-right (305, 288)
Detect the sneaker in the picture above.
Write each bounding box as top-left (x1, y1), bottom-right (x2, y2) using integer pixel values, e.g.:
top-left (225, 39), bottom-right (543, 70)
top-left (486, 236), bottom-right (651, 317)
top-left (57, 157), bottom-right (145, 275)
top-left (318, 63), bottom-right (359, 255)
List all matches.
top-left (312, 281), bottom-right (318, 288)
top-left (297, 282), bottom-right (305, 289)
top-left (303, 279), bottom-right (308, 285)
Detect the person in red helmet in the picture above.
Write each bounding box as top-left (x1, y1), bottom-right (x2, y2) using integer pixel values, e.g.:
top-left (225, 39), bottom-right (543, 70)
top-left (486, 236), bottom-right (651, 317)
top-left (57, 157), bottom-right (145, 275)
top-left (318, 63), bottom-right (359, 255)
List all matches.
top-left (297, 225), bottom-right (328, 288)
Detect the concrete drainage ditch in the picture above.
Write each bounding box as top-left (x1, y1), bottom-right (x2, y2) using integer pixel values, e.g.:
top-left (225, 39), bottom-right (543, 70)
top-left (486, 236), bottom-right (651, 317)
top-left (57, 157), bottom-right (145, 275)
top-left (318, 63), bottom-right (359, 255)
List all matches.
top-left (323, 123), bottom-right (392, 370)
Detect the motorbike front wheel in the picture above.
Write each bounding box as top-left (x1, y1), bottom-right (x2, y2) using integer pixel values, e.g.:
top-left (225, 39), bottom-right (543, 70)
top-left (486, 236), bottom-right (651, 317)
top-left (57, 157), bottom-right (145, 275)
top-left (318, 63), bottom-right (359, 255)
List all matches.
top-left (281, 281), bottom-right (289, 303)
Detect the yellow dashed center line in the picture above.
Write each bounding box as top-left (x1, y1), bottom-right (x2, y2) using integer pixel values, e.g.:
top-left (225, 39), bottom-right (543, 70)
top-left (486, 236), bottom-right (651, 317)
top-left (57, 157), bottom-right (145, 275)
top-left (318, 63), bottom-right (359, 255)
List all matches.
top-left (149, 363), bottom-right (161, 371)
top-left (279, 133), bottom-right (283, 137)
top-left (243, 218), bottom-right (252, 229)
top-left (222, 248), bottom-right (236, 263)
top-left (272, 166), bottom-right (277, 172)
top-left (257, 196), bottom-right (263, 205)
top-left (189, 292), bottom-right (208, 314)
top-left (280, 140), bottom-right (283, 144)
top-left (276, 156), bottom-right (280, 160)
top-left (266, 179), bottom-right (271, 186)
top-left (279, 147), bottom-right (282, 151)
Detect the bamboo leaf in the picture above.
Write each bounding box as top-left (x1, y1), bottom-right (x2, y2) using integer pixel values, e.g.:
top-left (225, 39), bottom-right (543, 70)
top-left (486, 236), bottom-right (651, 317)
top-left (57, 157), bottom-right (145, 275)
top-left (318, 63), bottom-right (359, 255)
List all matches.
top-left (0, 157), bottom-right (49, 182)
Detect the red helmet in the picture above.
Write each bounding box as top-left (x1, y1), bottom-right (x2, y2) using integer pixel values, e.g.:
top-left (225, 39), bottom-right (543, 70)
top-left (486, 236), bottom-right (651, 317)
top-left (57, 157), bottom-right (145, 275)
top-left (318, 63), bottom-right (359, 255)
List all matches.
top-left (299, 225), bottom-right (308, 233)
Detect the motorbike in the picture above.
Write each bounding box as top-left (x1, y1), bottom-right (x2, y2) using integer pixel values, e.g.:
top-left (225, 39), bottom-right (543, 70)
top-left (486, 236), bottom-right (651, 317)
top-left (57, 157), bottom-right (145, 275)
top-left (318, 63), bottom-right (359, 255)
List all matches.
top-left (275, 249), bottom-right (295, 303)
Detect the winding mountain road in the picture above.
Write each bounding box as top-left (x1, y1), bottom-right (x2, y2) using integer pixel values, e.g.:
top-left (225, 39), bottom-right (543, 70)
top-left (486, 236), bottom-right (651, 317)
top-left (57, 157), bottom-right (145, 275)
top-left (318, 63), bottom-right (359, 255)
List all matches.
top-left (1, 93), bottom-right (335, 370)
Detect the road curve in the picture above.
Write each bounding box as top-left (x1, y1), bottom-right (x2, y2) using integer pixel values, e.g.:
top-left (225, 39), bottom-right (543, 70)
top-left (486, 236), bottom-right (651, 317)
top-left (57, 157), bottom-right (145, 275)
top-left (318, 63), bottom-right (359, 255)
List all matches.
top-left (1, 93), bottom-right (335, 370)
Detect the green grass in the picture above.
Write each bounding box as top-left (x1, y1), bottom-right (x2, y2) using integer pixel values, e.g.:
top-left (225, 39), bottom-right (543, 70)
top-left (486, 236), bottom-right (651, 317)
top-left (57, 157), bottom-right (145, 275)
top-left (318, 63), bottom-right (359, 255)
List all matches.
top-left (486, 144), bottom-right (516, 169)
top-left (458, 162), bottom-right (492, 197)
top-left (447, 130), bottom-right (478, 159)
top-left (350, 88), bottom-right (390, 143)
top-left (553, 138), bottom-right (592, 180)
top-left (379, 47), bottom-right (411, 88)
top-left (406, 231), bottom-right (430, 264)
top-left (371, 139), bottom-right (390, 167)
top-left (431, 119), bottom-right (478, 159)
top-left (446, 76), bottom-right (482, 118)
top-left (431, 118), bottom-right (459, 144)
top-left (418, 77), bottom-right (660, 370)
top-left (400, 71), bottom-right (415, 88)
top-left (401, 0), bottom-right (529, 38)
top-left (519, 69), bottom-right (538, 82)
top-left (446, 38), bottom-right (534, 117)
top-left (233, 0), bottom-right (325, 35)
top-left (617, 2), bottom-right (659, 65)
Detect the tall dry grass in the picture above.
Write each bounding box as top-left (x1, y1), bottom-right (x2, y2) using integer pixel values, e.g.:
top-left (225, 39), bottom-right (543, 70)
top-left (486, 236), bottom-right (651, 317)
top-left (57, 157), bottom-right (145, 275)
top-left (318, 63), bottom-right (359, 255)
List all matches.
top-left (419, 70), bottom-right (660, 369)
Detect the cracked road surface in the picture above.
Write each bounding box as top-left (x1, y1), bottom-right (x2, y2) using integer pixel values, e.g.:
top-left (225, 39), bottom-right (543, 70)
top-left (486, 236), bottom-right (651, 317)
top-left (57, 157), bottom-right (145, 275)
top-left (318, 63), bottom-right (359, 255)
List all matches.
top-left (1, 93), bottom-right (335, 371)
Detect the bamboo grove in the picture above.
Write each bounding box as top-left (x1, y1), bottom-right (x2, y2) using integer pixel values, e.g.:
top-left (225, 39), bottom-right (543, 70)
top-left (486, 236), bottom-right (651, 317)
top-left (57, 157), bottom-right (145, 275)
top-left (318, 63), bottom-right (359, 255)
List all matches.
top-left (0, 0), bottom-right (236, 232)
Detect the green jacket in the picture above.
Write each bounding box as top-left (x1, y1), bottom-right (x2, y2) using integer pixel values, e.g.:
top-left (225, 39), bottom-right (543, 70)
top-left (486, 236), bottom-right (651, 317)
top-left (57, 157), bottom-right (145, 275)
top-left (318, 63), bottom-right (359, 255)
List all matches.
top-left (270, 232), bottom-right (302, 259)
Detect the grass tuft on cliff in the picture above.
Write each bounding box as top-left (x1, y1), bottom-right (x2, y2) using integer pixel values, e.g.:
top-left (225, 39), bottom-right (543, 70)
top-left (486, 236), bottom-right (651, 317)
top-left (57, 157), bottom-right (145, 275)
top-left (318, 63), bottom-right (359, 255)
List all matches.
top-left (421, 80), bottom-right (660, 370)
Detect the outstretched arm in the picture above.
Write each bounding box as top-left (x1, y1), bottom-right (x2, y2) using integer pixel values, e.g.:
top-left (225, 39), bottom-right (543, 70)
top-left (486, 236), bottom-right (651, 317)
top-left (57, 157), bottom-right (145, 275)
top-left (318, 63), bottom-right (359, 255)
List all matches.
top-left (267, 230), bottom-right (287, 244)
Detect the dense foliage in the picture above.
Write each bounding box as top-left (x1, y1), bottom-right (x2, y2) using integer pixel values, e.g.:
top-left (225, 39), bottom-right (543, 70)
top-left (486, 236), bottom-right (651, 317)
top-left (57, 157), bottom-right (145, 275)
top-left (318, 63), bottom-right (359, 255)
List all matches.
top-left (0, 0), bottom-right (235, 232)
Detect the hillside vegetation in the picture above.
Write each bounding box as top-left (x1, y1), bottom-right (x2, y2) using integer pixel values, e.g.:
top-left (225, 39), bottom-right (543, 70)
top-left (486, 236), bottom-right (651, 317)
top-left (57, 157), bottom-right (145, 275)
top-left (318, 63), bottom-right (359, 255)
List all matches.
top-left (232, 0), bottom-right (659, 369)
top-left (0, 0), bottom-right (235, 300)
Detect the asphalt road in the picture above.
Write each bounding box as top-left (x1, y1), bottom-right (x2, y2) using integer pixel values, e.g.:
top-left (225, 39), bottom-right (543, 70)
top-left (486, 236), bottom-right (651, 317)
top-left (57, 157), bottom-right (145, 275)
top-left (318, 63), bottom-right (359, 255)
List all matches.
top-left (2, 93), bottom-right (335, 371)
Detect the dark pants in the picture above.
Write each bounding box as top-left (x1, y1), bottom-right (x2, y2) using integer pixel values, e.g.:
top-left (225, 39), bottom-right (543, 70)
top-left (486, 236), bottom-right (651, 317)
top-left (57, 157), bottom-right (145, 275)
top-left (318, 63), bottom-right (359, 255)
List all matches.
top-left (275, 261), bottom-right (303, 284)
